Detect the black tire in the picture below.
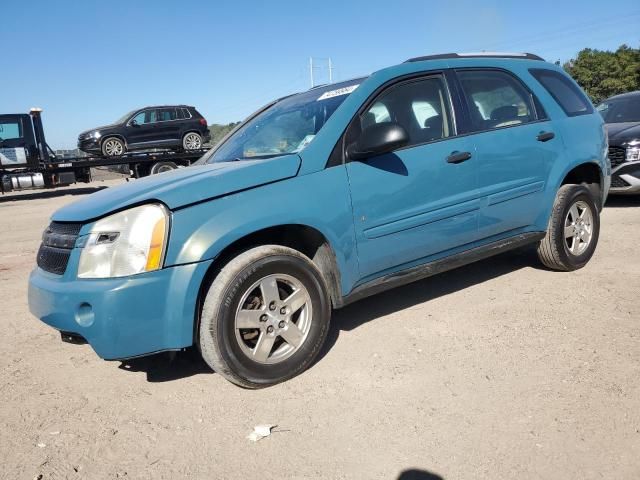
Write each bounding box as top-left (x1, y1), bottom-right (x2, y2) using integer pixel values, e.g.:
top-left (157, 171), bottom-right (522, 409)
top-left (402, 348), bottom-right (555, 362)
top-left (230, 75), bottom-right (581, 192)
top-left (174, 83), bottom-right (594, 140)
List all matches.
top-left (182, 132), bottom-right (202, 150)
top-left (101, 137), bottom-right (126, 157)
top-left (537, 184), bottom-right (600, 271)
top-left (199, 245), bottom-right (330, 388)
top-left (150, 161), bottom-right (178, 175)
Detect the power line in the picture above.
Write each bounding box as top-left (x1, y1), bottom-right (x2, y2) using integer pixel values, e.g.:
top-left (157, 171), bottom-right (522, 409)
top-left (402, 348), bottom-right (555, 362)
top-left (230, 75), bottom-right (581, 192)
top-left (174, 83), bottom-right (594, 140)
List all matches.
top-left (480, 11), bottom-right (640, 53)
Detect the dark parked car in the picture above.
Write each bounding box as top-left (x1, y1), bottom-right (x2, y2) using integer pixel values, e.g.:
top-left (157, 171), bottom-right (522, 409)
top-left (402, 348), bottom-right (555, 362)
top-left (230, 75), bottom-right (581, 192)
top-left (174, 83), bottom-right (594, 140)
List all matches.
top-left (597, 91), bottom-right (640, 194)
top-left (78, 105), bottom-right (211, 157)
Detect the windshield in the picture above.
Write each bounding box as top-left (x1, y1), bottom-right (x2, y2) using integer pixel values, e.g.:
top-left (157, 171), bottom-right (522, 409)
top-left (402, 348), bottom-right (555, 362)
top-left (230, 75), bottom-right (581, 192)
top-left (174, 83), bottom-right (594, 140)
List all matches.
top-left (203, 79), bottom-right (362, 163)
top-left (597, 96), bottom-right (640, 123)
top-left (115, 109), bottom-right (137, 124)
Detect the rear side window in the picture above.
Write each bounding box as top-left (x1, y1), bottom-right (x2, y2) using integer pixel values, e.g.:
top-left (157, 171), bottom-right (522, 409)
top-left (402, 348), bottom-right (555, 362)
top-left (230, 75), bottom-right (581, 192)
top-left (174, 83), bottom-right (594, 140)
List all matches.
top-left (181, 108), bottom-right (192, 119)
top-left (158, 108), bottom-right (177, 121)
top-left (176, 108), bottom-right (185, 120)
top-left (456, 69), bottom-right (536, 133)
top-left (530, 69), bottom-right (593, 117)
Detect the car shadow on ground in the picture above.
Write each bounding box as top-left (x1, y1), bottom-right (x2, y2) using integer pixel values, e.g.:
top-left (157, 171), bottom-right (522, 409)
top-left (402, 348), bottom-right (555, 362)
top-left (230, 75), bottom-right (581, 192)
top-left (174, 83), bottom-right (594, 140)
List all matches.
top-left (397, 469), bottom-right (444, 480)
top-left (0, 186), bottom-right (109, 203)
top-left (118, 347), bottom-right (211, 382)
top-left (605, 195), bottom-right (640, 208)
top-left (316, 246), bottom-right (539, 365)
top-left (118, 246), bottom-right (539, 383)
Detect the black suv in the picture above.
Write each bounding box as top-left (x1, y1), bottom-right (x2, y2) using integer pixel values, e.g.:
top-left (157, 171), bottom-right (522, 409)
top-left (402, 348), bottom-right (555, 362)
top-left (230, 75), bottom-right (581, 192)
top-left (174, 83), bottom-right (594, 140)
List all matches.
top-left (78, 105), bottom-right (211, 157)
top-left (597, 91), bottom-right (640, 194)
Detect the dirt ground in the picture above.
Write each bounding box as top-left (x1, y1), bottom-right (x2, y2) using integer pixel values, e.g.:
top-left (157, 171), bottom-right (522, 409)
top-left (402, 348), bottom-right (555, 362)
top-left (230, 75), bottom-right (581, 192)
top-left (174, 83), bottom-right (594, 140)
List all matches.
top-left (1, 178), bottom-right (639, 480)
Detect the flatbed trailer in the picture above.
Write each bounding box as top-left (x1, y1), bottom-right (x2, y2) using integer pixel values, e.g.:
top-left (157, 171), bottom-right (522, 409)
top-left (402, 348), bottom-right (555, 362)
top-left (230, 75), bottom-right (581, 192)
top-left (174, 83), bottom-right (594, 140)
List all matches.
top-left (0, 109), bottom-right (207, 193)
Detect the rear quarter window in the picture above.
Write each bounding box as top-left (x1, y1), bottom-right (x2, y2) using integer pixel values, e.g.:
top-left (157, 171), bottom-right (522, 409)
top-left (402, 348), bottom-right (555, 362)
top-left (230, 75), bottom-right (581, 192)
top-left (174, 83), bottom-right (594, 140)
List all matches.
top-left (529, 69), bottom-right (593, 117)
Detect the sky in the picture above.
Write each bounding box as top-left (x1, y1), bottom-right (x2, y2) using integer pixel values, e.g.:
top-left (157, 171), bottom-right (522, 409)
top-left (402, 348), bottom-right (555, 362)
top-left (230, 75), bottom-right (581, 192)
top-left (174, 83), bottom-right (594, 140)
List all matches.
top-left (2, 0), bottom-right (639, 149)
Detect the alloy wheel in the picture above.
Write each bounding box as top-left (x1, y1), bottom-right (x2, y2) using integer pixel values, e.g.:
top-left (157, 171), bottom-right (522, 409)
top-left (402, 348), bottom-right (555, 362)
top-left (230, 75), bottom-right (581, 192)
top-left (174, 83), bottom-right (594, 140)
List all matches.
top-left (103, 139), bottom-right (124, 156)
top-left (184, 133), bottom-right (202, 150)
top-left (564, 200), bottom-right (594, 256)
top-left (234, 273), bottom-right (312, 364)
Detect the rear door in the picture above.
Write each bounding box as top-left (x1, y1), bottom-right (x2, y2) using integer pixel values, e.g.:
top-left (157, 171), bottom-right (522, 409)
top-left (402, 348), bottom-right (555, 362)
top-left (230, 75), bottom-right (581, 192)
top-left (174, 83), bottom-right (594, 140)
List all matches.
top-left (155, 108), bottom-right (182, 145)
top-left (454, 68), bottom-right (557, 238)
top-left (345, 73), bottom-right (480, 279)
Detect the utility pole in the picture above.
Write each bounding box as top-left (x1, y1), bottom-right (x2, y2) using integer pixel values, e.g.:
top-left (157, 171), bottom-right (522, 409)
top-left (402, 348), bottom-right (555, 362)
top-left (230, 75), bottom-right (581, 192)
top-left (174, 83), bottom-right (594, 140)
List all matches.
top-left (309, 57), bottom-right (314, 88)
top-left (328, 57), bottom-right (333, 83)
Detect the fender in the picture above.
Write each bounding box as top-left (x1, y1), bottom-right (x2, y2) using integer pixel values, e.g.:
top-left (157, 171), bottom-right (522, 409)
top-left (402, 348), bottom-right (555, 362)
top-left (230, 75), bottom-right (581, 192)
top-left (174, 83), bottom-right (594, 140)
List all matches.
top-left (165, 166), bottom-right (361, 296)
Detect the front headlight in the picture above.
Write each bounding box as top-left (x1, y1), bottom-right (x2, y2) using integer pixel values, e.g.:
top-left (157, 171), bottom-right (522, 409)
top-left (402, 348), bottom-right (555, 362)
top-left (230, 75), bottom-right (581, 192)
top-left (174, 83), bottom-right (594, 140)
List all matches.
top-left (626, 146), bottom-right (640, 162)
top-left (93, 131), bottom-right (102, 139)
top-left (78, 204), bottom-right (169, 278)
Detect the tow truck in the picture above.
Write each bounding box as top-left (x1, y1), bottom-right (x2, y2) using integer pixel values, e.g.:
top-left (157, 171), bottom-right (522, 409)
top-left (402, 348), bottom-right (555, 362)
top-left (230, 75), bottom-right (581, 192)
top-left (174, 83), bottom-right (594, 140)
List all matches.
top-left (0, 108), bottom-right (208, 193)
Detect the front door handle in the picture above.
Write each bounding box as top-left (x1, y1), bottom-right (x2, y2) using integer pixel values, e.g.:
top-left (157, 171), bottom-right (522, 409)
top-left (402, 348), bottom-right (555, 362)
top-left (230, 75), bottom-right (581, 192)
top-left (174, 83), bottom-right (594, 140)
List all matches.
top-left (446, 151), bottom-right (472, 164)
top-left (537, 131), bottom-right (555, 142)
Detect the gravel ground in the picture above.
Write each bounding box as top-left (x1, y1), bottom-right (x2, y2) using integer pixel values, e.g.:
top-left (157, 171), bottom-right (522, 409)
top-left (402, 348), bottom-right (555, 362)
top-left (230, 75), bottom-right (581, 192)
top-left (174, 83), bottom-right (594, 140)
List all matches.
top-left (0, 179), bottom-right (639, 480)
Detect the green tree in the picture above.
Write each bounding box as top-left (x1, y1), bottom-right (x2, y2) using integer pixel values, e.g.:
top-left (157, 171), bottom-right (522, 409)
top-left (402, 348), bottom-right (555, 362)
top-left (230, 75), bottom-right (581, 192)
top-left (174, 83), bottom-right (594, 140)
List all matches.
top-left (207, 122), bottom-right (241, 147)
top-left (563, 45), bottom-right (640, 102)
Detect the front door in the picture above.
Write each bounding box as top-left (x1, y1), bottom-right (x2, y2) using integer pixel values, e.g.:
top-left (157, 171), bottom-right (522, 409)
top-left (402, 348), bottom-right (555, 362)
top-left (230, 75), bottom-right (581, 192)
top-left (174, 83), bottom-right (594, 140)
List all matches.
top-left (126, 108), bottom-right (160, 146)
top-left (345, 74), bottom-right (480, 279)
top-left (454, 68), bottom-right (557, 238)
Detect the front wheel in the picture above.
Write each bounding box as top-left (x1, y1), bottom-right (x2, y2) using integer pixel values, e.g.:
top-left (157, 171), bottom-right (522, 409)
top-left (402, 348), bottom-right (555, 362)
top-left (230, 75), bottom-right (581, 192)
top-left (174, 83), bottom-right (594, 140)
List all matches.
top-left (183, 132), bottom-right (202, 150)
top-left (537, 184), bottom-right (600, 271)
top-left (199, 245), bottom-right (330, 388)
top-left (101, 137), bottom-right (126, 157)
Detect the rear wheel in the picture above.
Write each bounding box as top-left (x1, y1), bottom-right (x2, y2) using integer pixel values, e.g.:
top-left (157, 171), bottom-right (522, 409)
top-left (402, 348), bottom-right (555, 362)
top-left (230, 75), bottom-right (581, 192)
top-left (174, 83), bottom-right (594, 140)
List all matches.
top-left (537, 184), bottom-right (600, 271)
top-left (199, 245), bottom-right (330, 388)
top-left (101, 137), bottom-right (125, 157)
top-left (183, 132), bottom-right (202, 150)
top-left (150, 161), bottom-right (178, 175)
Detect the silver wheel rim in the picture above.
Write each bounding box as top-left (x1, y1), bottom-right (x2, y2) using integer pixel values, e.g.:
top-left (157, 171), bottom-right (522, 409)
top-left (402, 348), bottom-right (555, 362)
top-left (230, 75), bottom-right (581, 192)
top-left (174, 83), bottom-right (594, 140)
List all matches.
top-left (234, 273), bottom-right (312, 365)
top-left (155, 165), bottom-right (174, 174)
top-left (184, 133), bottom-right (201, 150)
top-left (564, 200), bottom-right (594, 256)
top-left (103, 139), bottom-right (123, 156)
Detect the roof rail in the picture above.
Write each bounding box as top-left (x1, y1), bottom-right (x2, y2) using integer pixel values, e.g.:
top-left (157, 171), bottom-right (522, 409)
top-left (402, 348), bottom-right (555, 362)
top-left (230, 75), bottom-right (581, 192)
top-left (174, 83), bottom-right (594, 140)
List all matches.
top-left (405, 52), bottom-right (545, 63)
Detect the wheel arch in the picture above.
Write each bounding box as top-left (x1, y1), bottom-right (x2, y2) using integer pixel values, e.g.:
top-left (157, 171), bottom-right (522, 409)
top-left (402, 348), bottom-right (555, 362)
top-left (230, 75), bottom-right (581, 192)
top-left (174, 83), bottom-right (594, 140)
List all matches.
top-left (100, 134), bottom-right (127, 148)
top-left (192, 223), bottom-right (343, 347)
top-left (182, 130), bottom-right (203, 139)
top-left (558, 161), bottom-right (604, 210)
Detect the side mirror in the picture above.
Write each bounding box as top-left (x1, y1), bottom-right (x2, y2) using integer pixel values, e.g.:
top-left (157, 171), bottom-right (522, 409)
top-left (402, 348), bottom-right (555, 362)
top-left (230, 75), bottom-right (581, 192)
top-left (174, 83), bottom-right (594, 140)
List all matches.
top-left (130, 119), bottom-right (138, 127)
top-left (346, 122), bottom-right (409, 161)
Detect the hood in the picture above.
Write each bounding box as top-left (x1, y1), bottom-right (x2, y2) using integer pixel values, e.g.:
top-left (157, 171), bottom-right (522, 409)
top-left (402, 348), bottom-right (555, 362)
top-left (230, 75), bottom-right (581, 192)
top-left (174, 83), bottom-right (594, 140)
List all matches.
top-left (78, 124), bottom-right (120, 136)
top-left (52, 154), bottom-right (301, 222)
top-left (605, 122), bottom-right (640, 146)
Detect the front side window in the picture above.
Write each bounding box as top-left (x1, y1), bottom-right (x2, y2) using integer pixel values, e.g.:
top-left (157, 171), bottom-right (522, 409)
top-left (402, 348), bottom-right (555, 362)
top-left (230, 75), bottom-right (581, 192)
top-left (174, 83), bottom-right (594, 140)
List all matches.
top-left (457, 70), bottom-right (535, 133)
top-left (204, 79), bottom-right (362, 163)
top-left (0, 120), bottom-right (23, 141)
top-left (131, 109), bottom-right (158, 125)
top-left (530, 68), bottom-right (593, 117)
top-left (596, 96), bottom-right (640, 123)
top-left (356, 76), bottom-right (452, 148)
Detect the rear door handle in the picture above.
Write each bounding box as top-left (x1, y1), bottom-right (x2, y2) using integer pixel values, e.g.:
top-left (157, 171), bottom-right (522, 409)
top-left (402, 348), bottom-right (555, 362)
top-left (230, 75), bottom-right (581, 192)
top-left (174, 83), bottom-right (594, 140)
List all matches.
top-left (537, 131), bottom-right (555, 142)
top-left (446, 151), bottom-right (472, 164)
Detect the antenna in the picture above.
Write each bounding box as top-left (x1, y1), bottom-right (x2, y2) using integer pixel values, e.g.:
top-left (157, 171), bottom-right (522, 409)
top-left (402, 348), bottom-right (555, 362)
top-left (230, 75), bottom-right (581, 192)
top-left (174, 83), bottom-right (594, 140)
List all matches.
top-left (308, 57), bottom-right (334, 87)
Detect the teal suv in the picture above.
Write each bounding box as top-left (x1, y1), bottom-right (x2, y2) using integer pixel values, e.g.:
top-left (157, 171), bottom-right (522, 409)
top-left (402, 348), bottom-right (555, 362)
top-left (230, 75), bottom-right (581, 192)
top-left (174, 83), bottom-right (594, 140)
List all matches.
top-left (29, 53), bottom-right (610, 388)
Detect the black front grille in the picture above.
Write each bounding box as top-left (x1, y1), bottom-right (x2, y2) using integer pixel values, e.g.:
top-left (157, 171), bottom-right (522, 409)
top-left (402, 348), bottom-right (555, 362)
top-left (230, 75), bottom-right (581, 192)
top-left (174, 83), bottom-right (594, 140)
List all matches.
top-left (36, 222), bottom-right (82, 275)
top-left (608, 146), bottom-right (626, 169)
top-left (47, 222), bottom-right (82, 236)
top-left (611, 175), bottom-right (630, 189)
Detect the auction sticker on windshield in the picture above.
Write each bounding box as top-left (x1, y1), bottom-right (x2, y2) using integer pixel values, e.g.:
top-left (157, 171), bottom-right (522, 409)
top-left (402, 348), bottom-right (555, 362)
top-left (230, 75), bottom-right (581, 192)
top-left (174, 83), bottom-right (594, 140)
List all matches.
top-left (317, 85), bottom-right (359, 101)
